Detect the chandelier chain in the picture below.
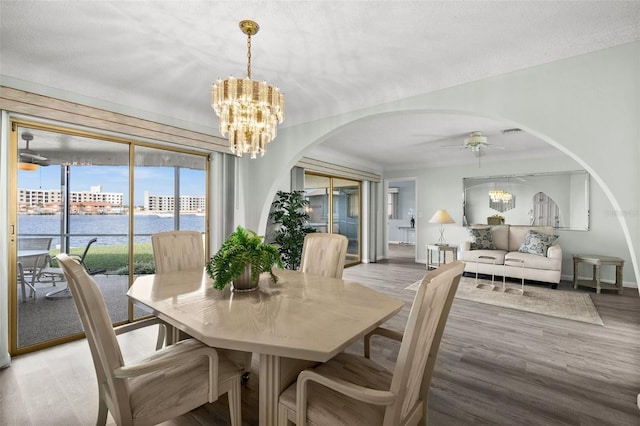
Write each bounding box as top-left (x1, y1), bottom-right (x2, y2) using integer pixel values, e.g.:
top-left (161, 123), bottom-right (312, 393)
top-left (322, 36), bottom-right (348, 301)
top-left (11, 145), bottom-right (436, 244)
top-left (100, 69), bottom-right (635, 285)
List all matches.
top-left (247, 33), bottom-right (252, 79)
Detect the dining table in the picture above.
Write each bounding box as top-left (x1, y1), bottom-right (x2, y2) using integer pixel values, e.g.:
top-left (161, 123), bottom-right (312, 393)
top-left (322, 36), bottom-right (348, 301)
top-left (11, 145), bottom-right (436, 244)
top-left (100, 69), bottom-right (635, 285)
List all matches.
top-left (128, 267), bottom-right (405, 426)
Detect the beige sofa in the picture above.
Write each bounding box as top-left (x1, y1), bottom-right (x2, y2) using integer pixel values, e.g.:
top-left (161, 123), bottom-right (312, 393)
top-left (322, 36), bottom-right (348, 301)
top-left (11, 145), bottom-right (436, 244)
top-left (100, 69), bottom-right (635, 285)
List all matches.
top-left (460, 225), bottom-right (562, 288)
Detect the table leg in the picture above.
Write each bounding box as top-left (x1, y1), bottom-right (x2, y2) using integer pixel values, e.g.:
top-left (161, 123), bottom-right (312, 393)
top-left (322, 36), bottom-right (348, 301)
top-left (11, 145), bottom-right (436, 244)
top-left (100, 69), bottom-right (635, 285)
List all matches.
top-left (594, 264), bottom-right (601, 294)
top-left (259, 354), bottom-right (280, 426)
top-left (616, 265), bottom-right (624, 294)
top-left (258, 354), bottom-right (319, 426)
top-left (573, 258), bottom-right (578, 289)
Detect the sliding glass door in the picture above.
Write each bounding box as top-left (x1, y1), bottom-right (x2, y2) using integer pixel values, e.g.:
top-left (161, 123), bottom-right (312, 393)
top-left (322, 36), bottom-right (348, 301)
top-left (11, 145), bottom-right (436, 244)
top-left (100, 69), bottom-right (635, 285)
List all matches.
top-left (132, 145), bottom-right (207, 320)
top-left (9, 120), bottom-right (208, 354)
top-left (304, 173), bottom-right (361, 265)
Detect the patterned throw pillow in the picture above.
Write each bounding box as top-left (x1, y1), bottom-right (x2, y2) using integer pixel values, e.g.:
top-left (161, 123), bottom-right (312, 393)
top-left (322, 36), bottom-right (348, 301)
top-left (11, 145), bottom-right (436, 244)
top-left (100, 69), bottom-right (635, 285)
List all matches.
top-left (518, 230), bottom-right (559, 256)
top-left (469, 227), bottom-right (496, 250)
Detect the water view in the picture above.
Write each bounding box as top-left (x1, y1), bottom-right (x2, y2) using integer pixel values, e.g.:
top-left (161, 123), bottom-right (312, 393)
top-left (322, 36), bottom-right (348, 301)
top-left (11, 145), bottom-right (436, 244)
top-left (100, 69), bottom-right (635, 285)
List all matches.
top-left (18, 213), bottom-right (205, 248)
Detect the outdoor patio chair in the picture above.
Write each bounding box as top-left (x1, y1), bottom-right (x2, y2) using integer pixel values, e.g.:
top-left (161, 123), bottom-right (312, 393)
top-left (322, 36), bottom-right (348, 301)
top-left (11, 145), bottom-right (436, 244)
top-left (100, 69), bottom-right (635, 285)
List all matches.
top-left (39, 237), bottom-right (105, 285)
top-left (18, 237), bottom-right (53, 286)
top-left (17, 237), bottom-right (53, 301)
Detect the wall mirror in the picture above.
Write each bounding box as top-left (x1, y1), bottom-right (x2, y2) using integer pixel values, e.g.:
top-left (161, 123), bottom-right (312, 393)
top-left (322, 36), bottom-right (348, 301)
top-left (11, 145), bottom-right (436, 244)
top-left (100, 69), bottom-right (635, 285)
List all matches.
top-left (463, 171), bottom-right (590, 230)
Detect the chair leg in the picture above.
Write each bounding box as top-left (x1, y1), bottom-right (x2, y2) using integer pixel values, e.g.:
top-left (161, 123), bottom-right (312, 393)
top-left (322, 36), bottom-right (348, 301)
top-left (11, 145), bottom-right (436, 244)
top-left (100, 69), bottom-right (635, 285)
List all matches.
top-left (278, 404), bottom-right (292, 425)
top-left (242, 351), bottom-right (253, 384)
top-left (155, 323), bottom-right (167, 350)
top-left (20, 277), bottom-right (27, 303)
top-left (227, 377), bottom-right (242, 426)
top-left (97, 389), bottom-right (108, 426)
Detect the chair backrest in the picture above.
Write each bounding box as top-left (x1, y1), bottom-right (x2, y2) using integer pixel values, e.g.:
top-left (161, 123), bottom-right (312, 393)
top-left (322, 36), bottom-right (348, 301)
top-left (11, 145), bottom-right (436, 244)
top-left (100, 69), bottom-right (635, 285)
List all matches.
top-left (152, 230), bottom-right (204, 274)
top-left (56, 253), bottom-right (132, 424)
top-left (77, 237), bottom-right (98, 264)
top-left (385, 260), bottom-right (464, 425)
top-left (18, 237), bottom-right (53, 270)
top-left (18, 237), bottom-right (53, 250)
top-left (299, 233), bottom-right (348, 278)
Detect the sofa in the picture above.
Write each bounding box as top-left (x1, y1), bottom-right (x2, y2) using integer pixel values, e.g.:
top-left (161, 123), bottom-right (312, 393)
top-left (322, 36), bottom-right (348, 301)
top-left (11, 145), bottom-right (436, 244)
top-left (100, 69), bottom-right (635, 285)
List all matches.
top-left (459, 225), bottom-right (562, 288)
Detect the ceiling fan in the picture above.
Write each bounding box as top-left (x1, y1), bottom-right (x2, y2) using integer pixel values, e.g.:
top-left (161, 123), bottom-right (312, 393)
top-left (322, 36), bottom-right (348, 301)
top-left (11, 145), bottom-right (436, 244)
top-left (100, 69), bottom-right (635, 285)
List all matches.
top-left (441, 131), bottom-right (504, 156)
top-left (439, 131), bottom-right (505, 167)
top-left (19, 132), bottom-right (50, 167)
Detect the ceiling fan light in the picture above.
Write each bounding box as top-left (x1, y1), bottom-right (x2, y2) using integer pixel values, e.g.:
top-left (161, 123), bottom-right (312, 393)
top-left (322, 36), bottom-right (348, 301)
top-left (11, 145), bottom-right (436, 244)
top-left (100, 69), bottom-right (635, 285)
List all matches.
top-left (18, 162), bottom-right (39, 171)
top-left (464, 131), bottom-right (487, 148)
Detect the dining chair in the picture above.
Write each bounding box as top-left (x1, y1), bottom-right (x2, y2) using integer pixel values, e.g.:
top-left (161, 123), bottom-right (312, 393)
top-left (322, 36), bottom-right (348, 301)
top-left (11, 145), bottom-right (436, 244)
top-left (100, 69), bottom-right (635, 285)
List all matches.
top-left (151, 230), bottom-right (252, 376)
top-left (151, 230), bottom-right (204, 273)
top-left (299, 233), bottom-right (349, 279)
top-left (150, 230), bottom-right (203, 344)
top-left (56, 253), bottom-right (242, 426)
top-left (278, 260), bottom-right (465, 426)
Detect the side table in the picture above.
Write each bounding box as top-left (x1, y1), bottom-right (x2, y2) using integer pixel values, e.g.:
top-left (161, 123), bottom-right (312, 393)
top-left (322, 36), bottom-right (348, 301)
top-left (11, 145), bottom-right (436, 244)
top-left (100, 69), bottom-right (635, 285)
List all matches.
top-left (426, 244), bottom-right (458, 270)
top-left (573, 254), bottom-right (624, 294)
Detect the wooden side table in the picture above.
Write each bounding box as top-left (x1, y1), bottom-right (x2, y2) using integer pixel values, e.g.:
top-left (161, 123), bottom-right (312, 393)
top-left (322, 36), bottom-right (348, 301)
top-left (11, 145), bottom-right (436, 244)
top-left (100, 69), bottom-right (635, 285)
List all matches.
top-left (573, 254), bottom-right (624, 294)
top-left (426, 244), bottom-right (458, 270)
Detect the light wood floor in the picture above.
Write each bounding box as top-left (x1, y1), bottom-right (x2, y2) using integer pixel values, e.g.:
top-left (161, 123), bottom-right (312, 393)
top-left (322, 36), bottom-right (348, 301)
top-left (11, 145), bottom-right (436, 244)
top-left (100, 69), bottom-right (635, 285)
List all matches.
top-left (2, 255), bottom-right (639, 425)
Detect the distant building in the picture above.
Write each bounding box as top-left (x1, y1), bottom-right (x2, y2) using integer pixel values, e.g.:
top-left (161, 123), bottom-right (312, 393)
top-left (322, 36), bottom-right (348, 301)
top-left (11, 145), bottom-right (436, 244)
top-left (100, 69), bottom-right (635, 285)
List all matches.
top-left (144, 191), bottom-right (205, 212)
top-left (18, 186), bottom-right (124, 214)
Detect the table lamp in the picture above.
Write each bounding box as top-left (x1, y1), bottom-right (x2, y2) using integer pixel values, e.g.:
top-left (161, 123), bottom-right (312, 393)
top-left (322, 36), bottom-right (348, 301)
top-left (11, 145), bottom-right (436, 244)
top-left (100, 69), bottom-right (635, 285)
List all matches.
top-left (429, 209), bottom-right (455, 245)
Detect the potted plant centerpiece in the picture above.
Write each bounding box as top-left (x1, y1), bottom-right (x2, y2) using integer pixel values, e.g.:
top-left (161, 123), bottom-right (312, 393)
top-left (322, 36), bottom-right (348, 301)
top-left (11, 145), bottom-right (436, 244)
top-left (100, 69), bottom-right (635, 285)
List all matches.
top-left (206, 226), bottom-right (283, 292)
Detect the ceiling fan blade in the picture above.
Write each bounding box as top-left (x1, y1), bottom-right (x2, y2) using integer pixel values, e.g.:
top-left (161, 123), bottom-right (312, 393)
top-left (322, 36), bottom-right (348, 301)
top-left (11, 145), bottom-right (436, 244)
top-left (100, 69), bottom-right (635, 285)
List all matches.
top-left (20, 151), bottom-right (48, 161)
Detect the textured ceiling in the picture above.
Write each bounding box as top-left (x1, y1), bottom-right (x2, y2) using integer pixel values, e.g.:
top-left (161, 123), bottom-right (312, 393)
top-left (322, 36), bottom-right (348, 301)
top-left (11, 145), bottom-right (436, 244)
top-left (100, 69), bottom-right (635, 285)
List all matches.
top-left (2, 1), bottom-right (639, 170)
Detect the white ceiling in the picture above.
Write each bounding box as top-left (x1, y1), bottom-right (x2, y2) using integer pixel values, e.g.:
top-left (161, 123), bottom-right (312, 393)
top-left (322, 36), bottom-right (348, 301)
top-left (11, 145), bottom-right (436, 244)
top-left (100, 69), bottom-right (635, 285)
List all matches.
top-left (2, 1), bottom-right (639, 171)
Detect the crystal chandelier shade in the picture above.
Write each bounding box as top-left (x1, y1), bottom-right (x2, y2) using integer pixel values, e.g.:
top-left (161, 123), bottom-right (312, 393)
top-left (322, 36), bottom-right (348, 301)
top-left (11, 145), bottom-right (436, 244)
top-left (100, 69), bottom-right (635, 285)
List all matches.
top-left (488, 189), bottom-right (513, 203)
top-left (211, 20), bottom-right (284, 159)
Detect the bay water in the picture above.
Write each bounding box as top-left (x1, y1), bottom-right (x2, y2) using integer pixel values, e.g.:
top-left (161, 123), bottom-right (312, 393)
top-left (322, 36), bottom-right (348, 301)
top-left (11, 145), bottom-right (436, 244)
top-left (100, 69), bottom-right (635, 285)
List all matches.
top-left (18, 214), bottom-right (205, 249)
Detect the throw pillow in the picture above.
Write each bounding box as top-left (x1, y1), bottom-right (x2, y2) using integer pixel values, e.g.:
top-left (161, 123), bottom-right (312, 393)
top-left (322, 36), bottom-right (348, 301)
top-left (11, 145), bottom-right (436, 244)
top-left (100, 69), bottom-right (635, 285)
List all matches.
top-left (469, 227), bottom-right (496, 250)
top-left (518, 230), bottom-right (559, 256)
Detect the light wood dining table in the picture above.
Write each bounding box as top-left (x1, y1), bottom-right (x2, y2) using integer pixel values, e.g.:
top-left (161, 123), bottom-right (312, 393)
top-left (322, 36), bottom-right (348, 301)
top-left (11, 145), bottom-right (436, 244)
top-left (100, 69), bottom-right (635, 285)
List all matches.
top-left (128, 267), bottom-right (405, 426)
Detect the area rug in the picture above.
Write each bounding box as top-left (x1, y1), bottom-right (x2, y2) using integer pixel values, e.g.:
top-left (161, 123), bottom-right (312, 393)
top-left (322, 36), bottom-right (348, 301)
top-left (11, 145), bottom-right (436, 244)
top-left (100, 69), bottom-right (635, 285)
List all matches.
top-left (406, 276), bottom-right (603, 325)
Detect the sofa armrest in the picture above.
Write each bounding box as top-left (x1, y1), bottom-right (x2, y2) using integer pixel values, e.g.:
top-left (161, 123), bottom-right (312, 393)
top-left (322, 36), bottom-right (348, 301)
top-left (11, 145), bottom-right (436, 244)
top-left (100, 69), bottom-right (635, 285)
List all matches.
top-left (547, 243), bottom-right (562, 259)
top-left (460, 240), bottom-right (471, 252)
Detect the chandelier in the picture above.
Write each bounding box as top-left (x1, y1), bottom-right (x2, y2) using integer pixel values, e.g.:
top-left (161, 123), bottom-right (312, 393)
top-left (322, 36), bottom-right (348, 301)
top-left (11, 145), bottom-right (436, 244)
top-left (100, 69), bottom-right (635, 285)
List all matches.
top-left (211, 20), bottom-right (285, 159)
top-left (488, 189), bottom-right (513, 203)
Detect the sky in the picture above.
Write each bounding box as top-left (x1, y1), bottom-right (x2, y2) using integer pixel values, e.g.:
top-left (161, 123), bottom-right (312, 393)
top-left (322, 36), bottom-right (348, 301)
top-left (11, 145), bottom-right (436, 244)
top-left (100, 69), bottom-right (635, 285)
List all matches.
top-left (18, 165), bottom-right (205, 206)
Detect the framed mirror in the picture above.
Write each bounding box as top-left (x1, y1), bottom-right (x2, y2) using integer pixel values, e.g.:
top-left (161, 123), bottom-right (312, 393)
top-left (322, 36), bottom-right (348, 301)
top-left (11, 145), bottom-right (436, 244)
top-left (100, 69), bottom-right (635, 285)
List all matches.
top-left (463, 171), bottom-right (590, 230)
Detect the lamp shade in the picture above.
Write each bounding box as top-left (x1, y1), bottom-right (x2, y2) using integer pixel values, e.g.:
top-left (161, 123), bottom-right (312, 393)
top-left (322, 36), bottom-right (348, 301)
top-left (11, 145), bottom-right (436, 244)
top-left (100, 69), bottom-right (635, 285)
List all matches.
top-left (429, 209), bottom-right (455, 224)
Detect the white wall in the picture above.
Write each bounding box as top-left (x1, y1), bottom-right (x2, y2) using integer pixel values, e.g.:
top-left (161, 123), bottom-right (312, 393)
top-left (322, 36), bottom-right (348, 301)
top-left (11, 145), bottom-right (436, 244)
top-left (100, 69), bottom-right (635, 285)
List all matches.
top-left (386, 155), bottom-right (634, 285)
top-left (241, 41), bottom-right (639, 287)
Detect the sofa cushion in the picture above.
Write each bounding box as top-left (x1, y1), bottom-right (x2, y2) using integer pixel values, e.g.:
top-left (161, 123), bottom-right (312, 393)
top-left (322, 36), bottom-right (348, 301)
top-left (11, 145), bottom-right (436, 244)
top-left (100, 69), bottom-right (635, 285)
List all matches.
top-left (490, 225), bottom-right (509, 251)
top-left (469, 227), bottom-right (495, 250)
top-left (518, 230), bottom-right (559, 256)
top-left (505, 251), bottom-right (561, 271)
top-left (508, 225), bottom-right (554, 252)
top-left (462, 249), bottom-right (507, 265)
